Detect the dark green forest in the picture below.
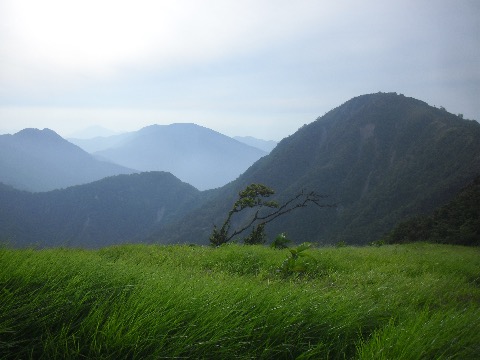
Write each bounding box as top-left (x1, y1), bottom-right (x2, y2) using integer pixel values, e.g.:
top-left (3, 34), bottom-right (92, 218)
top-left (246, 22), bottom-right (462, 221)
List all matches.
top-left (0, 172), bottom-right (202, 247)
top-left (384, 176), bottom-right (480, 246)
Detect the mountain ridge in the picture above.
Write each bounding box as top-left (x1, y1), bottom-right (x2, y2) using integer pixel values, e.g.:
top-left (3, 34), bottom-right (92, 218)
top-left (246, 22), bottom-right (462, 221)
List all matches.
top-left (0, 171), bottom-right (201, 247)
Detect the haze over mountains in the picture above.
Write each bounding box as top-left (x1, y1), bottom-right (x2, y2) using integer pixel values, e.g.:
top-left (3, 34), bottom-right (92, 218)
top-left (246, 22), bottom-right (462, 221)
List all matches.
top-left (70, 131), bottom-right (277, 155)
top-left (71, 123), bottom-right (269, 190)
top-left (1, 92), bottom-right (479, 248)
top-left (68, 125), bottom-right (120, 139)
top-left (233, 136), bottom-right (277, 153)
top-left (68, 132), bottom-right (135, 154)
top-left (1, 124), bottom-right (270, 193)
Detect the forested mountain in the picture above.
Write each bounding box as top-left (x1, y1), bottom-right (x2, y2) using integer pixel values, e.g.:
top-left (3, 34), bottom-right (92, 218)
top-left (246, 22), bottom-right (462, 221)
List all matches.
top-left (0, 128), bottom-right (136, 192)
top-left (92, 123), bottom-right (267, 190)
top-left (154, 92), bottom-right (480, 245)
top-left (0, 172), bottom-right (202, 247)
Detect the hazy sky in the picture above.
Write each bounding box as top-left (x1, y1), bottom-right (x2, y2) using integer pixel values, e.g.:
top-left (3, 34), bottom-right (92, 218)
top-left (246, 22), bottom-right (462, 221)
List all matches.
top-left (0, 0), bottom-right (479, 140)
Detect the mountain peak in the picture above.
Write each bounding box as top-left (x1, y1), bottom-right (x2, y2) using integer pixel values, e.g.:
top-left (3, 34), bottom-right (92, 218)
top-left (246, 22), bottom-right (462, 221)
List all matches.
top-left (164, 92), bottom-right (480, 245)
top-left (13, 128), bottom-right (72, 148)
top-left (138, 123), bottom-right (212, 136)
top-left (15, 128), bottom-right (62, 140)
top-left (1, 128), bottom-right (135, 192)
top-left (319, 92), bottom-right (467, 126)
top-left (94, 123), bottom-right (266, 190)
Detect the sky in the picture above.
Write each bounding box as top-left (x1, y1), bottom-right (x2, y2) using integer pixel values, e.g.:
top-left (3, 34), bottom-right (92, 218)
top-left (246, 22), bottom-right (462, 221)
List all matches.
top-left (0, 0), bottom-right (479, 141)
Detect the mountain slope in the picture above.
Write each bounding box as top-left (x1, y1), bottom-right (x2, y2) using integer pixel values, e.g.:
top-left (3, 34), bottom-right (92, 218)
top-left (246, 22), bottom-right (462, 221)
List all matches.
top-left (93, 123), bottom-right (267, 190)
top-left (0, 128), bottom-right (136, 192)
top-left (0, 172), bottom-right (202, 247)
top-left (155, 92), bottom-right (480, 245)
top-left (384, 176), bottom-right (480, 246)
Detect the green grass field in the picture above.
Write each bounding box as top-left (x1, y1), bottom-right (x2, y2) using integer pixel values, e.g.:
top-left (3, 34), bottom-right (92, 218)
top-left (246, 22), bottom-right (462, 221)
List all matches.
top-left (1, 243), bottom-right (479, 359)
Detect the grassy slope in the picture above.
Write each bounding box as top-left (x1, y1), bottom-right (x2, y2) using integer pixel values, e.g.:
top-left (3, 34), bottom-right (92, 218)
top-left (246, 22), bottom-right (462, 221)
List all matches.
top-left (1, 243), bottom-right (479, 359)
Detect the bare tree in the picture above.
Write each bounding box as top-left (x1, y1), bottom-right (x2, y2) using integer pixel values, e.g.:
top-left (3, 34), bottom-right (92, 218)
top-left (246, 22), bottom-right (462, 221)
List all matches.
top-left (209, 183), bottom-right (333, 246)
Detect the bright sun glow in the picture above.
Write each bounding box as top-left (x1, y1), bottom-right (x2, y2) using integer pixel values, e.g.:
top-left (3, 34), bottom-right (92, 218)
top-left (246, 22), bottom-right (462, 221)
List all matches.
top-left (8, 0), bottom-right (165, 75)
top-left (4, 0), bottom-right (332, 78)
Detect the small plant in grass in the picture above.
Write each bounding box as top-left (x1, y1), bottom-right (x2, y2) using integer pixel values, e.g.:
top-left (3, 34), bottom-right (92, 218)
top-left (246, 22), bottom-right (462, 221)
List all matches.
top-left (271, 232), bottom-right (291, 249)
top-left (336, 240), bottom-right (347, 248)
top-left (278, 242), bottom-right (316, 277)
top-left (369, 239), bottom-right (386, 247)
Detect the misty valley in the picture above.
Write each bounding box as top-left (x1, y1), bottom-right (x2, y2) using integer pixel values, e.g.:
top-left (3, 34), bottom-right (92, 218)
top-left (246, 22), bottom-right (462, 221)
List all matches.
top-left (1, 92), bottom-right (479, 358)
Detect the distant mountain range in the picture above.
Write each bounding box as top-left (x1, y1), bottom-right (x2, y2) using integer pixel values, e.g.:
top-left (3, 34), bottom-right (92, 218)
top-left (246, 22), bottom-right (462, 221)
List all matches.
top-left (2, 124), bottom-right (269, 193)
top-left (0, 128), bottom-right (136, 192)
top-left (70, 131), bottom-right (277, 154)
top-left (87, 123), bottom-right (268, 190)
top-left (1, 92), bottom-right (479, 247)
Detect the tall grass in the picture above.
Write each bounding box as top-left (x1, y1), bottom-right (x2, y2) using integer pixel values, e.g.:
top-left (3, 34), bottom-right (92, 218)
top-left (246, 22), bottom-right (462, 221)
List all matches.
top-left (1, 243), bottom-right (479, 359)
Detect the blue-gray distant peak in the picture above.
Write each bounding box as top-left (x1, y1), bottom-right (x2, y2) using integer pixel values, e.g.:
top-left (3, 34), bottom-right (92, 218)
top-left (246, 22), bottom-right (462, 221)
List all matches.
top-left (94, 123), bottom-right (267, 190)
top-left (137, 123), bottom-right (225, 137)
top-left (14, 128), bottom-right (63, 141)
top-left (0, 128), bottom-right (136, 192)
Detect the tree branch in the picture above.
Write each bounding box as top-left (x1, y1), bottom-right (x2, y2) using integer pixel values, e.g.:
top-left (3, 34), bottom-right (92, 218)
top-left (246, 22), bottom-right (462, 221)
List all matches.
top-left (210, 184), bottom-right (335, 246)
